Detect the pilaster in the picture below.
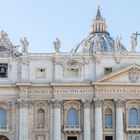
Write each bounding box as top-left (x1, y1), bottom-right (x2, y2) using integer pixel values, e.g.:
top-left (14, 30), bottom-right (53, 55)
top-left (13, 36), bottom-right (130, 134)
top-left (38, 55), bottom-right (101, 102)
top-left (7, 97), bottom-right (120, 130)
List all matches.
top-left (16, 99), bottom-right (29, 140)
top-left (82, 100), bottom-right (91, 140)
top-left (21, 53), bottom-right (30, 81)
top-left (115, 99), bottom-right (124, 140)
top-left (52, 99), bottom-right (62, 140)
top-left (94, 99), bottom-right (103, 140)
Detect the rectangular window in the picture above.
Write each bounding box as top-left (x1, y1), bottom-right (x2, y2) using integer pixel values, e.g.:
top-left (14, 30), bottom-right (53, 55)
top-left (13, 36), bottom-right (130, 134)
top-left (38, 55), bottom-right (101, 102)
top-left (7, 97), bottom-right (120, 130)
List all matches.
top-left (105, 136), bottom-right (113, 140)
top-left (36, 68), bottom-right (46, 79)
top-left (66, 68), bottom-right (79, 77)
top-left (104, 67), bottom-right (112, 74)
top-left (105, 114), bottom-right (112, 126)
top-left (0, 64), bottom-right (8, 78)
top-left (67, 136), bottom-right (77, 140)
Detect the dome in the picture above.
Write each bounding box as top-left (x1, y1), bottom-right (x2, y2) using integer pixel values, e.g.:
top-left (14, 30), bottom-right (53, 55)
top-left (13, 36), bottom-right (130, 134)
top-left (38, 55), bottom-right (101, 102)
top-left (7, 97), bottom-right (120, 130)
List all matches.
top-left (71, 6), bottom-right (127, 53)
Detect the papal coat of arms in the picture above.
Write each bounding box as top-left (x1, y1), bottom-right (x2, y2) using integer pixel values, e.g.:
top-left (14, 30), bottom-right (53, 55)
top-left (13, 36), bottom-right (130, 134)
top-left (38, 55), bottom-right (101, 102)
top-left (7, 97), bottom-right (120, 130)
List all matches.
top-left (128, 67), bottom-right (139, 83)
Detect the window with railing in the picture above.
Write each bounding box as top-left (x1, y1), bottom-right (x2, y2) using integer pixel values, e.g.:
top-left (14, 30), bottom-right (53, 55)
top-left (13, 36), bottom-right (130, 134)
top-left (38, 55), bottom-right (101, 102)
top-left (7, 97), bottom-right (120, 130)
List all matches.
top-left (67, 108), bottom-right (78, 125)
top-left (129, 108), bottom-right (138, 125)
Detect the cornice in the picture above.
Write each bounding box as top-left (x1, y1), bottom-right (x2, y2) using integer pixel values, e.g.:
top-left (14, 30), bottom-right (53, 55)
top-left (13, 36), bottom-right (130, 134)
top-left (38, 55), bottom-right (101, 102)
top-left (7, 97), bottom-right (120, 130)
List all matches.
top-left (0, 82), bottom-right (92, 88)
top-left (50, 82), bottom-right (92, 87)
top-left (92, 82), bottom-right (140, 86)
top-left (0, 84), bottom-right (16, 88)
top-left (1, 82), bottom-right (140, 88)
top-left (16, 82), bottom-right (32, 87)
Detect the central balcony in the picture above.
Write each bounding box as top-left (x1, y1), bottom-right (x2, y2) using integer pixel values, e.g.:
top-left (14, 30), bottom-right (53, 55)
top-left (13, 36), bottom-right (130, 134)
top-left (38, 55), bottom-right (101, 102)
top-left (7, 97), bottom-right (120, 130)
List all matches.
top-left (104, 125), bottom-right (113, 129)
top-left (126, 124), bottom-right (140, 132)
top-left (63, 125), bottom-right (81, 133)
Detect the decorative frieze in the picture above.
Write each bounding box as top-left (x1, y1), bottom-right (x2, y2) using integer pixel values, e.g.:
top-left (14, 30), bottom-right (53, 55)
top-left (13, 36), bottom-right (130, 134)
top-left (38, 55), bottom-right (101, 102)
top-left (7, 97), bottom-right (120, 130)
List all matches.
top-left (95, 87), bottom-right (140, 94)
top-left (29, 88), bottom-right (94, 95)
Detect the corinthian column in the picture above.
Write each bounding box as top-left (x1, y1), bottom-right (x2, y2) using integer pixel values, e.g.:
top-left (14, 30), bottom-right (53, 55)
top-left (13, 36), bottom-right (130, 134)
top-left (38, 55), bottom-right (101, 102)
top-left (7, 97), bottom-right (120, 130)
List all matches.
top-left (115, 99), bottom-right (124, 140)
top-left (83, 100), bottom-right (91, 140)
top-left (53, 100), bottom-right (61, 140)
top-left (95, 99), bottom-right (103, 140)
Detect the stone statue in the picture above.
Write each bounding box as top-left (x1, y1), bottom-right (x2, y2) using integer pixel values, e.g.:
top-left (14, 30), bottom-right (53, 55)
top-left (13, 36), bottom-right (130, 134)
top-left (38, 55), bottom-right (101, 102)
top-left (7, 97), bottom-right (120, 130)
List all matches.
top-left (131, 33), bottom-right (137, 52)
top-left (114, 36), bottom-right (121, 52)
top-left (20, 37), bottom-right (29, 53)
top-left (84, 40), bottom-right (91, 52)
top-left (54, 38), bottom-right (61, 53)
top-left (96, 37), bottom-right (104, 52)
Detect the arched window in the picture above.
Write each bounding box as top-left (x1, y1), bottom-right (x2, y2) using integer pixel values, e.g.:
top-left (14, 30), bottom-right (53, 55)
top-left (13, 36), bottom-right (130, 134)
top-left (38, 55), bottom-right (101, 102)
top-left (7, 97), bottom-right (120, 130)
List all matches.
top-left (0, 135), bottom-right (9, 140)
top-left (37, 109), bottom-right (45, 128)
top-left (0, 108), bottom-right (7, 127)
top-left (67, 108), bottom-right (77, 125)
top-left (105, 108), bottom-right (112, 126)
top-left (129, 108), bottom-right (138, 125)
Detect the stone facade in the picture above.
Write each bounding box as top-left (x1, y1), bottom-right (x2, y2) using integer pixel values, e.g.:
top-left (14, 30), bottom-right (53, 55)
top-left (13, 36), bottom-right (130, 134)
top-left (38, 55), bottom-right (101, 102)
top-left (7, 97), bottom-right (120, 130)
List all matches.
top-left (0, 6), bottom-right (140, 140)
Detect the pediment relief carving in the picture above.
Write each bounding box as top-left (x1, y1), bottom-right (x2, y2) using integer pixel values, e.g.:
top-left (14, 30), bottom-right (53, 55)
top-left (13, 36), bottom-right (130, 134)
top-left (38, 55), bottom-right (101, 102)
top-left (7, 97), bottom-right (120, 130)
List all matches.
top-left (103, 101), bottom-right (114, 108)
top-left (93, 64), bottom-right (140, 84)
top-left (63, 101), bottom-right (81, 110)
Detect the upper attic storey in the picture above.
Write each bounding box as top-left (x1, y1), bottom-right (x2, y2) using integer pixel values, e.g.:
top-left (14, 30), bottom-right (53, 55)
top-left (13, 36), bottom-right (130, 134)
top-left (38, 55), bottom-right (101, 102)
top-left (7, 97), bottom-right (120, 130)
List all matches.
top-left (71, 6), bottom-right (127, 53)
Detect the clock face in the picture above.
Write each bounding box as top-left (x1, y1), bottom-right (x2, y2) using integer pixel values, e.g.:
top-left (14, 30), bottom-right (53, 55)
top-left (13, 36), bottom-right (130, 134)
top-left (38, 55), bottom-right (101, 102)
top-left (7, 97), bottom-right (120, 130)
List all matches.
top-left (0, 46), bottom-right (5, 51)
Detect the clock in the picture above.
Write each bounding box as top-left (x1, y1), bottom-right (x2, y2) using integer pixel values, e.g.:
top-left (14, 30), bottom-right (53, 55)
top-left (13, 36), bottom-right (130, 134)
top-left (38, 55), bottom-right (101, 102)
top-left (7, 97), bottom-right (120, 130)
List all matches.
top-left (0, 46), bottom-right (5, 51)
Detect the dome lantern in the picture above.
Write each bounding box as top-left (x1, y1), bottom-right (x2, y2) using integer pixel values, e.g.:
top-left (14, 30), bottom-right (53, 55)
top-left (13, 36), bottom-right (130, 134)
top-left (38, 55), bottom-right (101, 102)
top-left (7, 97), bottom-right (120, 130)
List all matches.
top-left (90, 6), bottom-right (107, 33)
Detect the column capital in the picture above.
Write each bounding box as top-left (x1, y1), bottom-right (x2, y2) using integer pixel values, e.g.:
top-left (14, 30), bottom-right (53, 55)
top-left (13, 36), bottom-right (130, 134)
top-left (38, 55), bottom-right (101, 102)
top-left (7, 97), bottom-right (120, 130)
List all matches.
top-left (115, 99), bottom-right (124, 108)
top-left (82, 100), bottom-right (91, 108)
top-left (94, 99), bottom-right (103, 107)
top-left (51, 99), bottom-right (62, 108)
top-left (16, 98), bottom-right (30, 108)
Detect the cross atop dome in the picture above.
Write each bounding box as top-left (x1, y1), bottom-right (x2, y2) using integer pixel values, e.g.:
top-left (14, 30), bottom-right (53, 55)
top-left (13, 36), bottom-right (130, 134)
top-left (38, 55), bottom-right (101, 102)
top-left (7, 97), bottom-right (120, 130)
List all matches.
top-left (90, 6), bottom-right (107, 34)
top-left (95, 5), bottom-right (102, 20)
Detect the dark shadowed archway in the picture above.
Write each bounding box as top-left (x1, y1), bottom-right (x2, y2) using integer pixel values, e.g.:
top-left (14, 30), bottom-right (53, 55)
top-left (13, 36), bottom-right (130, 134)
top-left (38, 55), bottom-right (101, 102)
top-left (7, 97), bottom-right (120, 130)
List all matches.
top-left (0, 135), bottom-right (9, 140)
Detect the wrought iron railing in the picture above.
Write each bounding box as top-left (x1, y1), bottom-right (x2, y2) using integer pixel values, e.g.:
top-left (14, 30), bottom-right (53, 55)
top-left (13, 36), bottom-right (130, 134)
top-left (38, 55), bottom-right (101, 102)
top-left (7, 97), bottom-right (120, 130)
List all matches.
top-left (0, 125), bottom-right (9, 132)
top-left (104, 125), bottom-right (113, 128)
top-left (63, 125), bottom-right (81, 131)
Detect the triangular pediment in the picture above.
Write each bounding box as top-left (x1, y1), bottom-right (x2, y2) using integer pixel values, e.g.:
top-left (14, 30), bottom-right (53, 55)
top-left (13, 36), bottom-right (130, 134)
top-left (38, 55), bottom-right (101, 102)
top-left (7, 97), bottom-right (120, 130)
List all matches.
top-left (0, 31), bottom-right (20, 57)
top-left (93, 64), bottom-right (140, 84)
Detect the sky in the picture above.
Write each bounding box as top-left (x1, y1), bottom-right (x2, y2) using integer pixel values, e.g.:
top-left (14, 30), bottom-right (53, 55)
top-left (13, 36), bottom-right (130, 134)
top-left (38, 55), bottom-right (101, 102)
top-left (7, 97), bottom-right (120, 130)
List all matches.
top-left (0, 0), bottom-right (140, 53)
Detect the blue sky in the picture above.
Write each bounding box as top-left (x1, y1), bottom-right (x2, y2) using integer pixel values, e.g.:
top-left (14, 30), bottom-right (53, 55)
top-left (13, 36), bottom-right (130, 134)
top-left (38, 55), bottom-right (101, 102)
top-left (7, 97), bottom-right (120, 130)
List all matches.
top-left (0, 0), bottom-right (140, 53)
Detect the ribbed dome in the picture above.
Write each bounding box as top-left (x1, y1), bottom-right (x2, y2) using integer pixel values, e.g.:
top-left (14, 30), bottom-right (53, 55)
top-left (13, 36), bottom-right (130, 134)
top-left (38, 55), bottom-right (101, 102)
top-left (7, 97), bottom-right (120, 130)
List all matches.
top-left (71, 6), bottom-right (127, 53)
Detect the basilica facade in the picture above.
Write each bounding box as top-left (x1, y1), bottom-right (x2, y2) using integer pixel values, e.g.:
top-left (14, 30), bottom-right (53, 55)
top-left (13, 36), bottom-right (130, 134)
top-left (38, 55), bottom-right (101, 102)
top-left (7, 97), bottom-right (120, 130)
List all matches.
top-left (0, 7), bottom-right (140, 140)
